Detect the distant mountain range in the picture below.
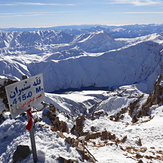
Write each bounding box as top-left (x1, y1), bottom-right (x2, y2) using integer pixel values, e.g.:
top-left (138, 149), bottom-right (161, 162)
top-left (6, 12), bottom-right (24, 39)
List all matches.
top-left (0, 25), bottom-right (163, 92)
top-left (1, 24), bottom-right (163, 38)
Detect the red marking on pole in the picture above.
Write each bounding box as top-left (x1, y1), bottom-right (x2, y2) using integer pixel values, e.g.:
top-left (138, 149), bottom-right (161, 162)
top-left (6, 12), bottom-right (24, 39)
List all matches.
top-left (26, 109), bottom-right (33, 131)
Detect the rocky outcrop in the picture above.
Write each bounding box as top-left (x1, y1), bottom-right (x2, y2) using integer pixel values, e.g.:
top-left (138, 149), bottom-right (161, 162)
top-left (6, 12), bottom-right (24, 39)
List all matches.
top-left (120, 145), bottom-right (163, 162)
top-left (57, 131), bottom-right (97, 163)
top-left (51, 117), bottom-right (69, 133)
top-left (85, 130), bottom-right (116, 141)
top-left (91, 110), bottom-right (108, 120)
top-left (0, 78), bottom-right (17, 109)
top-left (43, 104), bottom-right (69, 133)
top-left (109, 94), bottom-right (144, 123)
top-left (109, 74), bottom-right (163, 123)
top-left (0, 78), bottom-right (17, 122)
top-left (134, 74), bottom-right (163, 122)
top-left (85, 130), bottom-right (127, 144)
top-left (71, 116), bottom-right (88, 137)
top-left (57, 156), bottom-right (78, 163)
top-left (141, 74), bottom-right (163, 114)
top-left (76, 145), bottom-right (97, 163)
top-left (109, 107), bottom-right (128, 122)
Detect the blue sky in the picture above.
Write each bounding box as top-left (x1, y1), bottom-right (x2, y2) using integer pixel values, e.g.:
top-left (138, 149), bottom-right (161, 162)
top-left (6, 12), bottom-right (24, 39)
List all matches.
top-left (0, 0), bottom-right (163, 28)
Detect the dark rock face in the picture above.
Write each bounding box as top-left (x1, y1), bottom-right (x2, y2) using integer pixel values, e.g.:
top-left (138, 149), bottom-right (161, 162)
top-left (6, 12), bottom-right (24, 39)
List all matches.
top-left (13, 145), bottom-right (31, 163)
top-left (109, 74), bottom-right (163, 123)
top-left (0, 78), bottom-right (17, 109)
top-left (136, 74), bottom-right (163, 119)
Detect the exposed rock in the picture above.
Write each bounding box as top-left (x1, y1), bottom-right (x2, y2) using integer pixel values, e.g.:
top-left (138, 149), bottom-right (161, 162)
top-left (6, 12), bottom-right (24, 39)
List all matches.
top-left (13, 145), bottom-right (31, 163)
top-left (133, 74), bottom-right (163, 122)
top-left (110, 107), bottom-right (128, 121)
top-left (129, 94), bottom-right (144, 117)
top-left (139, 147), bottom-right (147, 153)
top-left (120, 145), bottom-right (163, 162)
top-left (43, 103), bottom-right (69, 133)
top-left (58, 156), bottom-right (78, 163)
top-left (49, 103), bottom-right (57, 113)
top-left (136, 153), bottom-right (142, 159)
top-left (92, 110), bottom-right (108, 120)
top-left (51, 117), bottom-right (69, 133)
top-left (140, 74), bottom-right (163, 117)
top-left (65, 137), bottom-right (80, 147)
top-left (0, 111), bottom-right (5, 123)
top-left (43, 110), bottom-right (56, 121)
top-left (0, 78), bottom-right (17, 109)
top-left (76, 145), bottom-right (97, 163)
top-left (136, 138), bottom-right (142, 146)
top-left (152, 74), bottom-right (163, 104)
top-left (121, 135), bottom-right (127, 143)
top-left (85, 132), bottom-right (101, 141)
top-left (85, 130), bottom-right (116, 142)
top-left (57, 131), bottom-right (67, 139)
top-left (110, 74), bottom-right (163, 123)
top-left (71, 116), bottom-right (88, 137)
top-left (57, 131), bottom-right (97, 163)
top-left (91, 126), bottom-right (96, 132)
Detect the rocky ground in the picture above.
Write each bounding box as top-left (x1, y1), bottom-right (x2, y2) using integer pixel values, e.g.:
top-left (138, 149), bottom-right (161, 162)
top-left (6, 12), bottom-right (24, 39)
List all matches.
top-left (0, 75), bottom-right (163, 163)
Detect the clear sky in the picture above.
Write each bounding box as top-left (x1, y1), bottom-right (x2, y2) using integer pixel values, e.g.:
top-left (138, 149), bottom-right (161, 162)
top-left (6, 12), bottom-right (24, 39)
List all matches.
top-left (0, 0), bottom-right (163, 28)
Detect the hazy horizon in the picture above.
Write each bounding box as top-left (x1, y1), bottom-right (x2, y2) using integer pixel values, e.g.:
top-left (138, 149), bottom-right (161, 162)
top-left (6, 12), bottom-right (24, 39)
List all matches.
top-left (0, 0), bottom-right (163, 28)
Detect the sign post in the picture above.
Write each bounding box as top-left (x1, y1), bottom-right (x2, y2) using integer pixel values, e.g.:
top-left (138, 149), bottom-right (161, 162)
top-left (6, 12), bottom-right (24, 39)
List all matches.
top-left (5, 73), bottom-right (45, 163)
top-left (27, 109), bottom-right (38, 163)
top-left (22, 75), bottom-right (38, 163)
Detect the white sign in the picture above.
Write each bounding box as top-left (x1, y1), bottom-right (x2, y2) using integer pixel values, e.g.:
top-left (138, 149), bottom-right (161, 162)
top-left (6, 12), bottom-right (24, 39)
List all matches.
top-left (5, 74), bottom-right (45, 118)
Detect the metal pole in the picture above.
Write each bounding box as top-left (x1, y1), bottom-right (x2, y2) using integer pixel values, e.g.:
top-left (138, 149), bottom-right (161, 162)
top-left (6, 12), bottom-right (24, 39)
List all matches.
top-left (22, 76), bottom-right (38, 163)
top-left (27, 111), bottom-right (38, 163)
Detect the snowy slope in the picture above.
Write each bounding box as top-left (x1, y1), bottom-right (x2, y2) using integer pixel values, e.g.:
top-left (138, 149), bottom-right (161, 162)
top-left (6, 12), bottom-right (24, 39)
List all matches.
top-left (0, 30), bottom-right (74, 48)
top-left (71, 30), bottom-right (119, 52)
top-left (1, 77), bottom-right (163, 163)
top-left (28, 37), bottom-right (163, 92)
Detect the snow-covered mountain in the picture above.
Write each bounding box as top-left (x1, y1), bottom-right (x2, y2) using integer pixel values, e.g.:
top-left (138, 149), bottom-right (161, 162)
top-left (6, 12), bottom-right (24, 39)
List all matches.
top-left (1, 27), bottom-right (163, 163)
top-left (72, 30), bottom-right (118, 52)
top-left (1, 24), bottom-right (163, 38)
top-left (0, 30), bottom-right (163, 92)
top-left (0, 30), bottom-right (74, 48)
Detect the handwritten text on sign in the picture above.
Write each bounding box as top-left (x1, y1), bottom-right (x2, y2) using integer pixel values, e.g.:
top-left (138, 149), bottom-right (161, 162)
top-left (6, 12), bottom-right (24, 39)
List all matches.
top-left (5, 74), bottom-right (45, 118)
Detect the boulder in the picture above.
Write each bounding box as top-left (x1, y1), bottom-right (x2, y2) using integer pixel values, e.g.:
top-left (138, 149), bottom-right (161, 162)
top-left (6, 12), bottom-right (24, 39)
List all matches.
top-left (13, 145), bottom-right (31, 163)
top-left (58, 156), bottom-right (78, 163)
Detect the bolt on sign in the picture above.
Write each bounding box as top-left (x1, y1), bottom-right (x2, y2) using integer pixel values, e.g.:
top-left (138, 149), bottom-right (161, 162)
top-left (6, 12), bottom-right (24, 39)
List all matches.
top-left (5, 73), bottom-right (45, 118)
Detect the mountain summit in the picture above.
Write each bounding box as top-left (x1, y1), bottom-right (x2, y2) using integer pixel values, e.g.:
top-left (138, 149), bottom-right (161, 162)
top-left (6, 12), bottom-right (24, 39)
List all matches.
top-left (73, 30), bottom-right (117, 52)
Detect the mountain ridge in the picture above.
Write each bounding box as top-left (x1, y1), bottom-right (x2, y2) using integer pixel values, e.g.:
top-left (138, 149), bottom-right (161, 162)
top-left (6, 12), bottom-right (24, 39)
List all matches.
top-left (0, 30), bottom-right (163, 93)
top-left (1, 24), bottom-right (163, 38)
